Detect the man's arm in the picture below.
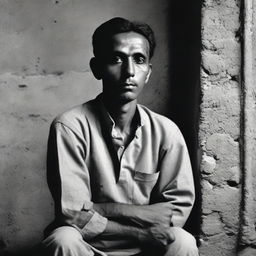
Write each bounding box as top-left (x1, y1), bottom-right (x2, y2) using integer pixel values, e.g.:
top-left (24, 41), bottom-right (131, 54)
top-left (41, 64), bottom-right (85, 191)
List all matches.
top-left (98, 218), bottom-right (175, 247)
top-left (93, 202), bottom-right (175, 247)
top-left (151, 126), bottom-right (195, 227)
top-left (47, 120), bottom-right (107, 240)
top-left (93, 202), bottom-right (173, 227)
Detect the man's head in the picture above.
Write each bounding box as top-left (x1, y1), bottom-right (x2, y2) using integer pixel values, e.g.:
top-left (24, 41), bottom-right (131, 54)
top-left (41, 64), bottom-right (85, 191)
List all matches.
top-left (92, 17), bottom-right (156, 60)
top-left (90, 17), bottom-right (156, 104)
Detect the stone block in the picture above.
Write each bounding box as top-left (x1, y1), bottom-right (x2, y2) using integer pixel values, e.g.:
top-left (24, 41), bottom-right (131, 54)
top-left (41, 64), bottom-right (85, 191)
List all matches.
top-left (206, 133), bottom-right (239, 166)
top-left (201, 154), bottom-right (216, 174)
top-left (202, 212), bottom-right (223, 236)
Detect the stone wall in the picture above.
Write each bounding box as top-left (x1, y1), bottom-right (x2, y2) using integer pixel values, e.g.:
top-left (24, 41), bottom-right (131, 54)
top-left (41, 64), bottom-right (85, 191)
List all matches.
top-left (200, 0), bottom-right (256, 255)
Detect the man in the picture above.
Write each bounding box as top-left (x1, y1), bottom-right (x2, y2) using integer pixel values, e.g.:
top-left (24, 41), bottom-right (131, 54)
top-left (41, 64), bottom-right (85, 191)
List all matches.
top-left (42, 17), bottom-right (198, 256)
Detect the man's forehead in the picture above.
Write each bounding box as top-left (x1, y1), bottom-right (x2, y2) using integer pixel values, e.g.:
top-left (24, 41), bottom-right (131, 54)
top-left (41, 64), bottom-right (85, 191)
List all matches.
top-left (109, 32), bottom-right (150, 55)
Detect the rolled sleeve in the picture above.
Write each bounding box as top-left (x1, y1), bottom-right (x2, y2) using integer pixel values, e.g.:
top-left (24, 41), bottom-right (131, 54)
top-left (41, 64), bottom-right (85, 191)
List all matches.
top-left (78, 211), bottom-right (108, 240)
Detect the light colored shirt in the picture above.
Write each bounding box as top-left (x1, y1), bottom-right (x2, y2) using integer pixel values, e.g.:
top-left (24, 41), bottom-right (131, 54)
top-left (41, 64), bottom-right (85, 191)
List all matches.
top-left (46, 94), bottom-right (195, 255)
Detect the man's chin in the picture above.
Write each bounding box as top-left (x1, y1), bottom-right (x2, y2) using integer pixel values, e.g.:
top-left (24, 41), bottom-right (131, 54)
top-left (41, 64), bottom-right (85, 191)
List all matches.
top-left (103, 91), bottom-right (138, 105)
top-left (119, 92), bottom-right (137, 103)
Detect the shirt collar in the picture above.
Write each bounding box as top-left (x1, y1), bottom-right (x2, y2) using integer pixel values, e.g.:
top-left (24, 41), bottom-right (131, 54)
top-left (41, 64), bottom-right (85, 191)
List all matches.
top-left (95, 93), bottom-right (145, 131)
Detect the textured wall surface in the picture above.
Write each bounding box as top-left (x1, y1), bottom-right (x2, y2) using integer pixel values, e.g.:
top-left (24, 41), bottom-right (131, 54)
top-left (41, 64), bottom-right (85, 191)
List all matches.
top-left (0, 0), bottom-right (171, 254)
top-left (200, 0), bottom-right (256, 255)
top-left (238, 0), bottom-right (256, 254)
top-left (200, 0), bottom-right (241, 255)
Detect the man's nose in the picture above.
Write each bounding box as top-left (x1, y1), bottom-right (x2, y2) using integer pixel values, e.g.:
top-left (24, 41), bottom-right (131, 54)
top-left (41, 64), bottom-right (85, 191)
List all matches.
top-left (124, 58), bottom-right (135, 77)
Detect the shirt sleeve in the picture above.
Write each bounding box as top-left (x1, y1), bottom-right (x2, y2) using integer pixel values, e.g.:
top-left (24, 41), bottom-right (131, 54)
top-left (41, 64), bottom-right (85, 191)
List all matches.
top-left (47, 121), bottom-right (108, 240)
top-left (152, 127), bottom-right (195, 227)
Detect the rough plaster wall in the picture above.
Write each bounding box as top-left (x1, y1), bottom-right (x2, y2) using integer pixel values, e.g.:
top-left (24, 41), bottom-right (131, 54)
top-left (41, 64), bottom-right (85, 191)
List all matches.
top-left (200, 0), bottom-right (241, 255)
top-left (0, 0), bottom-right (170, 253)
top-left (238, 0), bottom-right (256, 254)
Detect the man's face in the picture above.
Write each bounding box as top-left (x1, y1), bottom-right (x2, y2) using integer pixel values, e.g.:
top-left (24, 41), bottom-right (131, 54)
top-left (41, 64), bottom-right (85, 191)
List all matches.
top-left (99, 32), bottom-right (152, 103)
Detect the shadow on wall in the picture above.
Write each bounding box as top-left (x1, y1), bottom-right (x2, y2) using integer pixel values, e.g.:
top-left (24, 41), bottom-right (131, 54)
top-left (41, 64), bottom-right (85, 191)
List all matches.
top-left (168, 1), bottom-right (202, 240)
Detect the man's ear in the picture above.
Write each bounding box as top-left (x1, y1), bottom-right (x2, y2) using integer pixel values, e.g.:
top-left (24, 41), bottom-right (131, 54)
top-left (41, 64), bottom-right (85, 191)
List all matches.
top-left (90, 57), bottom-right (102, 80)
top-left (145, 63), bottom-right (152, 84)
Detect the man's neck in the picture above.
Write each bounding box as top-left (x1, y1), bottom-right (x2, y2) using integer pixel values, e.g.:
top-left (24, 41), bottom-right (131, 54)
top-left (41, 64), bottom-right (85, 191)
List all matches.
top-left (102, 96), bottom-right (137, 133)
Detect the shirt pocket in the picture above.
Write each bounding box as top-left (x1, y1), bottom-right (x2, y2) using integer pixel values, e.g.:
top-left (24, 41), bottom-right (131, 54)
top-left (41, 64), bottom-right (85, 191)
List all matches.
top-left (133, 170), bottom-right (159, 204)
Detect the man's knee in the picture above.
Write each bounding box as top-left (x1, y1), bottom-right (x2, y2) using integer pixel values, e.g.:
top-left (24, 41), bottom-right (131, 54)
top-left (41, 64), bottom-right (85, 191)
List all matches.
top-left (44, 226), bottom-right (82, 247)
top-left (164, 227), bottom-right (198, 256)
top-left (42, 226), bottom-right (94, 256)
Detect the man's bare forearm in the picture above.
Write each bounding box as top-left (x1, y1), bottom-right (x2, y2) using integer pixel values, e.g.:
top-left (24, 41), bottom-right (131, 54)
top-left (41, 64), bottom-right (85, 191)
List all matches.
top-left (93, 203), bottom-right (142, 225)
top-left (99, 219), bottom-right (141, 240)
top-left (98, 219), bottom-right (175, 248)
top-left (98, 219), bottom-right (175, 249)
top-left (93, 202), bottom-right (173, 228)
top-left (93, 202), bottom-right (175, 247)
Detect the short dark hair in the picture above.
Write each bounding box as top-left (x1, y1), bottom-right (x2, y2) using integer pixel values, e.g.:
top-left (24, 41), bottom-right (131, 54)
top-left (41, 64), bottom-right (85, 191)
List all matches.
top-left (92, 17), bottom-right (156, 59)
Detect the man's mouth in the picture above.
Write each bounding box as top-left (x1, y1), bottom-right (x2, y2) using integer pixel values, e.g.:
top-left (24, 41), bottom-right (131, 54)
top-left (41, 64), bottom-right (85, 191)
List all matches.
top-left (122, 82), bottom-right (136, 89)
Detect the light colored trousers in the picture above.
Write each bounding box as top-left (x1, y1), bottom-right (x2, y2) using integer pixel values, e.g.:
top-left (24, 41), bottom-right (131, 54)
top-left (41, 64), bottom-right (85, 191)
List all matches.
top-left (41, 226), bottom-right (199, 256)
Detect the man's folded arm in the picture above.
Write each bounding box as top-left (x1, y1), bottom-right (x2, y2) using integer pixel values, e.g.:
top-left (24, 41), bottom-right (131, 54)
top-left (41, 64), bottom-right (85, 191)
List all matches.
top-left (97, 219), bottom-right (175, 247)
top-left (46, 120), bottom-right (107, 240)
top-left (92, 127), bottom-right (195, 229)
top-left (151, 127), bottom-right (195, 227)
top-left (93, 202), bottom-right (173, 228)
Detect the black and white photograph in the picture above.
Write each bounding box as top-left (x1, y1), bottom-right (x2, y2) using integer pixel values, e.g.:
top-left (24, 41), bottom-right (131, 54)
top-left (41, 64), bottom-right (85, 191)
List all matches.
top-left (0, 1), bottom-right (255, 256)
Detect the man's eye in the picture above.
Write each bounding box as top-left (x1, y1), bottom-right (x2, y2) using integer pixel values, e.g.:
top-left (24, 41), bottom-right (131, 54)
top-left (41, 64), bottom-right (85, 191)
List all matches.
top-left (111, 56), bottom-right (122, 63)
top-left (134, 56), bottom-right (146, 64)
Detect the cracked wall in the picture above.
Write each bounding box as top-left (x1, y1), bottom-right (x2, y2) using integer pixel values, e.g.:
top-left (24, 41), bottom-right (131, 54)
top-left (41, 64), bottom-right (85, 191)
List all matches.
top-left (0, 0), bottom-right (171, 254)
top-left (238, 0), bottom-right (256, 254)
top-left (200, 0), bottom-right (241, 255)
top-left (200, 0), bottom-right (256, 255)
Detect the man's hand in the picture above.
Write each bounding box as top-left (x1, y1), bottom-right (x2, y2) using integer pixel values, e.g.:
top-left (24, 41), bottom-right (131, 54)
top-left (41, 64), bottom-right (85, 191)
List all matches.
top-left (139, 224), bottom-right (175, 247)
top-left (93, 202), bottom-right (175, 248)
top-left (135, 203), bottom-right (175, 248)
top-left (132, 202), bottom-right (173, 228)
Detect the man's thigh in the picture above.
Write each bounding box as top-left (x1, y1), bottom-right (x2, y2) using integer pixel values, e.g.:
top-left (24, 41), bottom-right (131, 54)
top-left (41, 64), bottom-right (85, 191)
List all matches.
top-left (41, 226), bottom-right (107, 256)
top-left (41, 226), bottom-right (198, 256)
